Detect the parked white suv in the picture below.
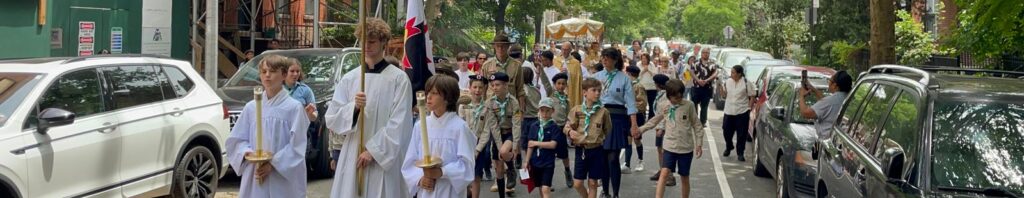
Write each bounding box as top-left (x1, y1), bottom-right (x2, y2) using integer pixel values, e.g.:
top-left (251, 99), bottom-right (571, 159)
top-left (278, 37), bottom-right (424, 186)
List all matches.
top-left (0, 55), bottom-right (230, 198)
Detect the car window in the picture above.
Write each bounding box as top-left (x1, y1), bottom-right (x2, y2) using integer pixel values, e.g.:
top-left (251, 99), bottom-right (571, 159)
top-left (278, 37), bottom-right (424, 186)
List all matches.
top-left (35, 68), bottom-right (106, 121)
top-left (849, 83), bottom-right (899, 152)
top-left (931, 98), bottom-right (1024, 194)
top-left (874, 90), bottom-right (921, 179)
top-left (769, 83), bottom-right (792, 107)
top-left (0, 73), bottom-right (44, 127)
top-left (791, 88), bottom-right (830, 124)
top-left (837, 82), bottom-right (874, 135)
top-left (160, 66), bottom-right (196, 99)
top-left (337, 51), bottom-right (361, 82)
top-left (101, 66), bottom-right (165, 110)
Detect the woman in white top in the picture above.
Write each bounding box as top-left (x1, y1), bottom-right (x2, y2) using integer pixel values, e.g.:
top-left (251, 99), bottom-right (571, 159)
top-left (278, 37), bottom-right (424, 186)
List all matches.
top-left (718, 65), bottom-right (756, 162)
top-left (637, 53), bottom-right (659, 119)
top-left (655, 56), bottom-right (676, 80)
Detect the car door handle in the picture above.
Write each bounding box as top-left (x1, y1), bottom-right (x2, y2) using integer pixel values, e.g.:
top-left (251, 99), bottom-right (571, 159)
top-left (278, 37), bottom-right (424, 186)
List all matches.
top-left (98, 122), bottom-right (117, 133)
top-left (169, 107), bottom-right (184, 117)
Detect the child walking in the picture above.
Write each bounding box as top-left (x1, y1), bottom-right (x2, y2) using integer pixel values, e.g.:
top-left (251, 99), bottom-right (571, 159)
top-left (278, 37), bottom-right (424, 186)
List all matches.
top-left (637, 80), bottom-right (705, 198)
top-left (523, 98), bottom-right (566, 198)
top-left (402, 75), bottom-right (477, 198)
top-left (225, 55), bottom-right (311, 198)
top-left (565, 78), bottom-right (613, 198)
top-left (461, 75), bottom-right (492, 198)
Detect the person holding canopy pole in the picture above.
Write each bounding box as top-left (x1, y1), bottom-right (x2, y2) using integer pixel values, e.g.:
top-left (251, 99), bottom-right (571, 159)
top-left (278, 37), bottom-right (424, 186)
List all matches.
top-left (324, 11), bottom-right (414, 198)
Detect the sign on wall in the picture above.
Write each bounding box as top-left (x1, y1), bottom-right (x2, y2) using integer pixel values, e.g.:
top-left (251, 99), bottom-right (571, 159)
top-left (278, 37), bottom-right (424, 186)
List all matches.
top-left (142, 0), bottom-right (172, 56)
top-left (79, 21), bottom-right (96, 56)
top-left (111, 27), bottom-right (123, 54)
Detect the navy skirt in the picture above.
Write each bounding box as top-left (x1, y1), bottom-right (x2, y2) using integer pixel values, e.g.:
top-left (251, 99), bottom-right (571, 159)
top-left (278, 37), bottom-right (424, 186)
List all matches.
top-left (603, 113), bottom-right (631, 150)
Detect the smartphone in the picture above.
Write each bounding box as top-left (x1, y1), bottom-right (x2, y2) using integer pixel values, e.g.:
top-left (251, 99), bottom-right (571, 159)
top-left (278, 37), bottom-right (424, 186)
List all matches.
top-left (801, 70), bottom-right (812, 90)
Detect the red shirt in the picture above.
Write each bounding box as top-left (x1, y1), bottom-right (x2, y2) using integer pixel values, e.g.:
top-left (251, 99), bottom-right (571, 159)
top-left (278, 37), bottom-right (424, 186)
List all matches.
top-left (468, 62), bottom-right (482, 74)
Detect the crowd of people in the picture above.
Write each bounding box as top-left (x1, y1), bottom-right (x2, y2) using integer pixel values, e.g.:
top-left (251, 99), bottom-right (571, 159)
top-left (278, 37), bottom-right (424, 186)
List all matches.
top-left (224, 17), bottom-right (853, 198)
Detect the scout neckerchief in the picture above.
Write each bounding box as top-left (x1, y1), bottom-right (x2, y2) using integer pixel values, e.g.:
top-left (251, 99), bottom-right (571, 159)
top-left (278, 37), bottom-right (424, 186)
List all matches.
top-left (668, 104), bottom-right (681, 120)
top-left (492, 95), bottom-right (511, 117)
top-left (554, 92), bottom-right (569, 112)
top-left (580, 101), bottom-right (602, 136)
top-left (604, 71), bottom-right (618, 90)
top-left (536, 119), bottom-right (551, 157)
top-left (285, 83), bottom-right (298, 96)
top-left (472, 101), bottom-right (486, 118)
top-left (496, 58), bottom-right (509, 71)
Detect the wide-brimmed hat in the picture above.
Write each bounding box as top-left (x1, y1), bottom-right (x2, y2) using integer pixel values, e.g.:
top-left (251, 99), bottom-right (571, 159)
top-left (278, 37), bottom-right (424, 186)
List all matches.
top-left (491, 33), bottom-right (513, 44)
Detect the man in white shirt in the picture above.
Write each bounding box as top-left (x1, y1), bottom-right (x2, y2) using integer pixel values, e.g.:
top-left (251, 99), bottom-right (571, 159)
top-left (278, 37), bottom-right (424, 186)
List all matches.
top-left (455, 52), bottom-right (472, 90)
top-left (718, 65), bottom-right (755, 162)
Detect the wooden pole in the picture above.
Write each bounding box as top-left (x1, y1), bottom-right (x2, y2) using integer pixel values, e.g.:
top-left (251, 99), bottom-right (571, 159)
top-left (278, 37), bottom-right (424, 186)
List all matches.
top-left (356, 0), bottom-right (367, 196)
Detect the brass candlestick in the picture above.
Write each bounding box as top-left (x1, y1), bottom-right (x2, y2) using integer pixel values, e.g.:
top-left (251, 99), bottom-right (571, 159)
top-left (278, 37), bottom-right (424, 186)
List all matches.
top-left (245, 87), bottom-right (272, 184)
top-left (415, 91), bottom-right (441, 168)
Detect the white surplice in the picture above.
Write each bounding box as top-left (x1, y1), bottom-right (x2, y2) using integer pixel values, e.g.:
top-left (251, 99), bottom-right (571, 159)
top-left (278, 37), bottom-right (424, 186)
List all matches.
top-left (325, 63), bottom-right (414, 198)
top-left (401, 112), bottom-right (476, 198)
top-left (226, 89), bottom-right (311, 198)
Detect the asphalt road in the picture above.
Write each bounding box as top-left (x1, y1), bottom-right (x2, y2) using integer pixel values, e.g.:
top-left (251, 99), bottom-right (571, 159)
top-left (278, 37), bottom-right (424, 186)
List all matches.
top-left (216, 108), bottom-right (776, 198)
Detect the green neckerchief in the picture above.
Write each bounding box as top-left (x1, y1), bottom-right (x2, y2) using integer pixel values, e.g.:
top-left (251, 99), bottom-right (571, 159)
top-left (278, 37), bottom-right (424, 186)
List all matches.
top-left (554, 92), bottom-right (569, 111)
top-left (604, 71), bottom-right (618, 90)
top-left (472, 102), bottom-right (485, 118)
top-left (496, 58), bottom-right (509, 70)
top-left (668, 104), bottom-right (681, 120)
top-left (581, 100), bottom-right (602, 136)
top-left (656, 91), bottom-right (666, 101)
top-left (491, 95), bottom-right (510, 117)
top-left (536, 119), bottom-right (552, 156)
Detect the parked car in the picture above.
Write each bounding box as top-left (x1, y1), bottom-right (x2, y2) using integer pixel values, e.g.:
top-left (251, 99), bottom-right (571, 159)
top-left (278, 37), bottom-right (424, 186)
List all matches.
top-left (750, 66), bottom-right (835, 142)
top-left (0, 55), bottom-right (230, 198)
top-left (753, 79), bottom-right (831, 198)
top-left (714, 50), bottom-right (773, 109)
top-left (816, 65), bottom-right (1024, 198)
top-left (644, 38), bottom-right (670, 55)
top-left (218, 48), bottom-right (361, 178)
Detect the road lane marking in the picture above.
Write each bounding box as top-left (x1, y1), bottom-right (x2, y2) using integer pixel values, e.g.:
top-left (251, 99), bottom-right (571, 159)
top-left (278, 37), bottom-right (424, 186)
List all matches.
top-left (706, 127), bottom-right (735, 198)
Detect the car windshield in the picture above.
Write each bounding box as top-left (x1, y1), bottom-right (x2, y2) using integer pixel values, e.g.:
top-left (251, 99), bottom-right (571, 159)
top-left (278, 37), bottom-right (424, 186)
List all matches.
top-left (225, 52), bottom-right (339, 87)
top-left (791, 87), bottom-right (830, 124)
top-left (931, 99), bottom-right (1024, 195)
top-left (0, 73), bottom-right (44, 127)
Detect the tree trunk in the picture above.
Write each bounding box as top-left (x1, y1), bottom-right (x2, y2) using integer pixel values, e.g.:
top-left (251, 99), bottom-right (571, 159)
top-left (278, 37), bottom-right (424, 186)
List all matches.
top-left (870, 0), bottom-right (897, 65)
top-left (534, 12), bottom-right (543, 44)
top-left (494, 0), bottom-right (509, 34)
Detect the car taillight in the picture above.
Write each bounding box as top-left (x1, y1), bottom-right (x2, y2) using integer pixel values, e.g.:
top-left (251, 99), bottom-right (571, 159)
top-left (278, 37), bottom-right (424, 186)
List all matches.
top-left (223, 104), bottom-right (229, 119)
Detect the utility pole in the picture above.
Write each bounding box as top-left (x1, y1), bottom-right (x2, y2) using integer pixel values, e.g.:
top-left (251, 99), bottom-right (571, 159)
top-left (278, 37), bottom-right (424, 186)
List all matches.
top-left (205, 0), bottom-right (220, 87)
top-left (923, 0), bottom-right (938, 38)
top-left (313, 0), bottom-right (320, 48)
top-left (869, 0), bottom-right (896, 65)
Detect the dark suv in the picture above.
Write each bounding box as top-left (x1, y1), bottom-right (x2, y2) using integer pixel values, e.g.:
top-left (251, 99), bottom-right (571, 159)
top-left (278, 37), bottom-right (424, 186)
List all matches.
top-left (815, 65), bottom-right (1024, 198)
top-left (753, 79), bottom-right (830, 198)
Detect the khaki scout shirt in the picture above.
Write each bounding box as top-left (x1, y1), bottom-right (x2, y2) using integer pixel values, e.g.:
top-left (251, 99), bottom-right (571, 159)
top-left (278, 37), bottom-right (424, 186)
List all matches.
top-left (633, 80), bottom-right (648, 115)
top-left (475, 95), bottom-right (522, 152)
top-left (460, 102), bottom-right (485, 141)
top-left (549, 92), bottom-right (570, 127)
top-left (481, 57), bottom-right (525, 100)
top-left (522, 84), bottom-right (542, 119)
top-left (564, 104), bottom-right (612, 149)
top-left (639, 100), bottom-right (705, 154)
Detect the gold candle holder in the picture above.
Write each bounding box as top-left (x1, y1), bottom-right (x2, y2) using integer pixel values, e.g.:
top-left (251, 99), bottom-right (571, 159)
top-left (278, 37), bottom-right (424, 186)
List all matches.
top-left (415, 91), bottom-right (440, 168)
top-left (246, 87), bottom-right (272, 164)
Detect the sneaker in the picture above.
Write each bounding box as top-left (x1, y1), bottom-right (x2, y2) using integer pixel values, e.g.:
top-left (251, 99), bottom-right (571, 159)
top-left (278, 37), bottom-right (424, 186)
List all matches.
top-left (490, 183), bottom-right (498, 192)
top-left (649, 172), bottom-right (660, 181)
top-left (620, 164), bottom-right (632, 174)
top-left (634, 161), bottom-right (645, 172)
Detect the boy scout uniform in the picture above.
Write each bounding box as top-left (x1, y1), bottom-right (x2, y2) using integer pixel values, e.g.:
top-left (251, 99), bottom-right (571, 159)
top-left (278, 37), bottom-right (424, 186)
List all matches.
top-left (639, 100), bottom-right (705, 154)
top-left (564, 104), bottom-right (613, 149)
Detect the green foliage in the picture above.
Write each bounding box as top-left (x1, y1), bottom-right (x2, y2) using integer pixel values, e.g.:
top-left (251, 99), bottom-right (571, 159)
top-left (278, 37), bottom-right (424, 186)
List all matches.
top-left (681, 0), bottom-right (746, 45)
top-left (947, 0), bottom-right (1024, 58)
top-left (743, 0), bottom-right (809, 59)
top-left (895, 10), bottom-right (936, 66)
top-left (567, 0), bottom-right (672, 42)
top-left (804, 0), bottom-right (870, 66)
top-left (826, 41), bottom-right (867, 73)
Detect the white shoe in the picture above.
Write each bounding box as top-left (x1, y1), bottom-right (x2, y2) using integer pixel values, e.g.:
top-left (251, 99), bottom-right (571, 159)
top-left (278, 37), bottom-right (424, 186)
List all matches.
top-left (620, 163), bottom-right (632, 174)
top-left (619, 150), bottom-right (625, 161)
top-left (635, 161), bottom-right (645, 172)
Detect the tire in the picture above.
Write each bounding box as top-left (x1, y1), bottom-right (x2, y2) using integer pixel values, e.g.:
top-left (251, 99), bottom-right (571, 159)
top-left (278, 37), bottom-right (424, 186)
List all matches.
top-left (816, 181), bottom-right (828, 198)
top-left (753, 139), bottom-right (771, 177)
top-left (776, 159), bottom-right (791, 198)
top-left (171, 145), bottom-right (219, 198)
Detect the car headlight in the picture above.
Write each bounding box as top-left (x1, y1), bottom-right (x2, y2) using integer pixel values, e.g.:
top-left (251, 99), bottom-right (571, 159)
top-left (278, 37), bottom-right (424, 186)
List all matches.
top-left (794, 150), bottom-right (817, 169)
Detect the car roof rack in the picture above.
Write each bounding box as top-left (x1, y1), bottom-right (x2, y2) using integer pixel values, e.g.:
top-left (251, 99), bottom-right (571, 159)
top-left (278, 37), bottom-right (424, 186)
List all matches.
top-left (918, 65), bottom-right (1024, 79)
top-left (867, 65), bottom-right (931, 85)
top-left (62, 54), bottom-right (172, 64)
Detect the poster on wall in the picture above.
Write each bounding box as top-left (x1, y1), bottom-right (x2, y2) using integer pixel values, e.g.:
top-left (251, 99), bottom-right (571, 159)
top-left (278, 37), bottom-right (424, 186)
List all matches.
top-left (111, 27), bottom-right (123, 54)
top-left (79, 21), bottom-right (95, 56)
top-left (142, 0), bottom-right (172, 56)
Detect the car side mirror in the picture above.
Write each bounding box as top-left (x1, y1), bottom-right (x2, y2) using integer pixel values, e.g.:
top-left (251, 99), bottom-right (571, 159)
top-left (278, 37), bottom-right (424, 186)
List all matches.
top-left (879, 139), bottom-right (906, 180)
top-left (38, 108), bottom-right (76, 134)
top-left (770, 107), bottom-right (786, 120)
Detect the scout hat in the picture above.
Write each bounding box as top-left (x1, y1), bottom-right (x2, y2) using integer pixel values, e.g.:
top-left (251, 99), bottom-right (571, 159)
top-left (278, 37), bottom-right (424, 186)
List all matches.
top-left (490, 72), bottom-right (510, 82)
top-left (538, 98), bottom-right (555, 109)
top-left (491, 32), bottom-right (513, 44)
